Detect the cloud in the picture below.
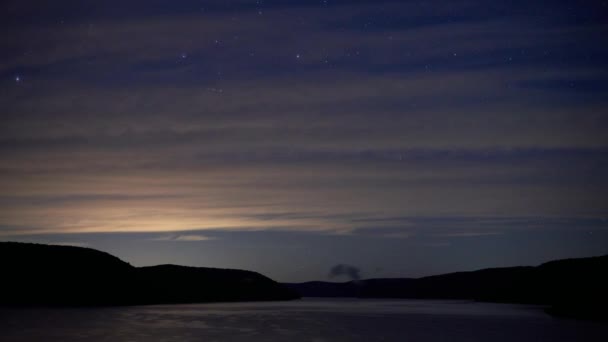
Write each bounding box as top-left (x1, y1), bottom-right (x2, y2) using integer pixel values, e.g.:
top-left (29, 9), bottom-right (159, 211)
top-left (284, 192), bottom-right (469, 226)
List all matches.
top-left (435, 232), bottom-right (504, 238)
top-left (0, 0), bottom-right (606, 239)
top-left (424, 242), bottom-right (452, 247)
top-left (175, 235), bottom-right (216, 241)
top-left (52, 241), bottom-right (90, 247)
top-left (151, 234), bottom-right (216, 242)
top-left (329, 264), bottom-right (361, 281)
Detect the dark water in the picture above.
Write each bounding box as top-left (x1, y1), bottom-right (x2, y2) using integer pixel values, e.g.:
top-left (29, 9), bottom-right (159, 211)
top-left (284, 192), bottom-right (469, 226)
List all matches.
top-left (1, 299), bottom-right (606, 341)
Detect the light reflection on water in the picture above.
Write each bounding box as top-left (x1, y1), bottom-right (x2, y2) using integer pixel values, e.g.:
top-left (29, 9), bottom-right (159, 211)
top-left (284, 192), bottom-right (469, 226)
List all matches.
top-left (1, 299), bottom-right (606, 341)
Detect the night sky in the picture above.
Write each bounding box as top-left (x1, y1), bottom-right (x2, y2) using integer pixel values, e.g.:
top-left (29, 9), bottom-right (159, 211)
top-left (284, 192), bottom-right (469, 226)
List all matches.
top-left (1, 1), bottom-right (608, 282)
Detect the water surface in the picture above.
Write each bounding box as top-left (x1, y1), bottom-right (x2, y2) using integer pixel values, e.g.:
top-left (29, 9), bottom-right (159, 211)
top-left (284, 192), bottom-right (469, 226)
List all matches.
top-left (1, 299), bottom-right (606, 341)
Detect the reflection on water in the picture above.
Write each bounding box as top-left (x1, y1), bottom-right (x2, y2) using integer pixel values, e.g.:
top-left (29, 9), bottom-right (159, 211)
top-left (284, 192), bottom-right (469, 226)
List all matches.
top-left (1, 299), bottom-right (607, 341)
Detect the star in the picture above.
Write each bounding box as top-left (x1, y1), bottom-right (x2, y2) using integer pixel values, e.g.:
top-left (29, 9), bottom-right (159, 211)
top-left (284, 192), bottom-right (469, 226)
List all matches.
top-left (15, 75), bottom-right (21, 82)
top-left (296, 54), bottom-right (301, 59)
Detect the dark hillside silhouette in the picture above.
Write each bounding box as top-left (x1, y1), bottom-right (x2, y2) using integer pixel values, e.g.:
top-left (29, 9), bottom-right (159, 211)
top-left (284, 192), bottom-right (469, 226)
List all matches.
top-left (0, 242), bottom-right (299, 306)
top-left (136, 264), bottom-right (299, 303)
top-left (285, 255), bottom-right (608, 320)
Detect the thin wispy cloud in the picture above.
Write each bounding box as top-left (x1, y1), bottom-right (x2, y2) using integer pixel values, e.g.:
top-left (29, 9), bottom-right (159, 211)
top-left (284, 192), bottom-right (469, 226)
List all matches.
top-left (434, 232), bottom-right (504, 238)
top-left (52, 241), bottom-right (90, 247)
top-left (151, 234), bottom-right (217, 242)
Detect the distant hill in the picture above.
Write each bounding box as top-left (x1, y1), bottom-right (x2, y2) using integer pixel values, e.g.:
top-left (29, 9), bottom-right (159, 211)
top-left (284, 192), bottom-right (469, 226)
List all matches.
top-left (285, 255), bottom-right (608, 320)
top-left (0, 242), bottom-right (299, 306)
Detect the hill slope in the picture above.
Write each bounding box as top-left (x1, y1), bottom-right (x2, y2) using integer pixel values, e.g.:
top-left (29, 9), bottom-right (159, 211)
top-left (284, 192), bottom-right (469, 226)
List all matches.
top-left (285, 255), bottom-right (608, 319)
top-left (0, 242), bottom-right (299, 306)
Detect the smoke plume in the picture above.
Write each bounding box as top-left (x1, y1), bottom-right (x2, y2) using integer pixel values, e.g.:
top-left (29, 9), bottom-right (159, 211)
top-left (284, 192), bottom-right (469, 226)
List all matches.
top-left (329, 264), bottom-right (361, 281)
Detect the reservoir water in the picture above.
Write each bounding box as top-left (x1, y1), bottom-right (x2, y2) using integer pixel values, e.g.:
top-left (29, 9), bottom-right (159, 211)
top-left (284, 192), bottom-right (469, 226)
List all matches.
top-left (1, 298), bottom-right (606, 341)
